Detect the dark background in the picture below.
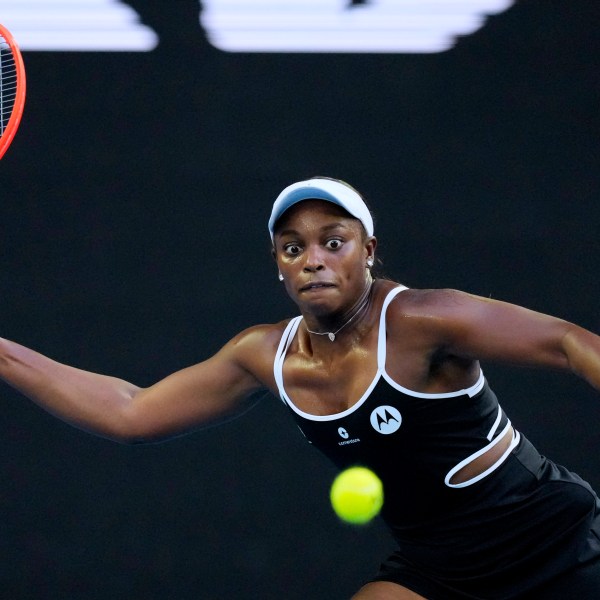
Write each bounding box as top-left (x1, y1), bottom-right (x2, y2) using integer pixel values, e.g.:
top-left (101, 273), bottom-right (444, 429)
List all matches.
top-left (1, 1), bottom-right (599, 598)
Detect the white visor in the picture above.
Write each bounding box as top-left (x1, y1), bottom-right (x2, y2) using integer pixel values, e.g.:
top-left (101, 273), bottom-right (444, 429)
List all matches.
top-left (268, 178), bottom-right (374, 241)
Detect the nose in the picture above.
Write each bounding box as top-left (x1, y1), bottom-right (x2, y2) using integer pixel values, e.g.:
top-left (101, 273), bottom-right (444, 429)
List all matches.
top-left (303, 245), bottom-right (326, 273)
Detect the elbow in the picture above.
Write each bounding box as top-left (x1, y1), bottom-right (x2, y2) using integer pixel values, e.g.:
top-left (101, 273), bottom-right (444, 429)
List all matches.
top-left (112, 435), bottom-right (156, 446)
top-left (104, 409), bottom-right (180, 446)
top-left (83, 419), bottom-right (152, 446)
top-left (112, 430), bottom-right (174, 446)
top-left (561, 326), bottom-right (588, 371)
top-left (103, 429), bottom-right (151, 446)
top-left (91, 391), bottom-right (162, 445)
top-left (561, 326), bottom-right (600, 389)
top-left (100, 425), bottom-right (165, 446)
top-left (102, 415), bottom-right (163, 446)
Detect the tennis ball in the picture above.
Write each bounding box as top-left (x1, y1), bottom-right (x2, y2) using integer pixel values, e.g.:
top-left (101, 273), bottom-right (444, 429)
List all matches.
top-left (330, 466), bottom-right (384, 524)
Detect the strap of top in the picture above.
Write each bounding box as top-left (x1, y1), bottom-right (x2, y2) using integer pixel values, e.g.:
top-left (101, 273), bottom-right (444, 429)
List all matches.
top-left (377, 286), bottom-right (485, 398)
top-left (377, 286), bottom-right (409, 371)
top-left (273, 316), bottom-right (303, 402)
top-left (274, 285), bottom-right (409, 402)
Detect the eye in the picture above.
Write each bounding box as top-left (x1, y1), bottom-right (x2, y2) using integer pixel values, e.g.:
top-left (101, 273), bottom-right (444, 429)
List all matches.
top-left (284, 244), bottom-right (302, 256)
top-left (325, 239), bottom-right (343, 250)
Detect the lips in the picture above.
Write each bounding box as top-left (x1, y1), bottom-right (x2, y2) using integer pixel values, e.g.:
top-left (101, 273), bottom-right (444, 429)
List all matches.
top-left (300, 281), bottom-right (336, 292)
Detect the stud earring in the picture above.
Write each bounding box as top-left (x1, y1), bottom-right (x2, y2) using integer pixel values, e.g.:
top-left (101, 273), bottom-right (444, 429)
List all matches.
top-left (278, 273), bottom-right (284, 281)
top-left (366, 259), bottom-right (374, 268)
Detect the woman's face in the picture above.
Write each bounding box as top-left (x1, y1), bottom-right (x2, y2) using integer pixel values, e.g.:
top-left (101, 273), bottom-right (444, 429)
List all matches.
top-left (273, 200), bottom-right (376, 317)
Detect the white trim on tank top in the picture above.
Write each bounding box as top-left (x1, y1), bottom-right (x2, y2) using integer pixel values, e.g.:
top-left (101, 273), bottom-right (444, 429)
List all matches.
top-left (273, 285), bottom-right (485, 422)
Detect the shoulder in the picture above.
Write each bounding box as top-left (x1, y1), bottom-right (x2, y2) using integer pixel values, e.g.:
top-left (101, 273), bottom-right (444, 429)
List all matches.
top-left (228, 320), bottom-right (294, 349)
top-left (221, 320), bottom-right (296, 367)
top-left (383, 286), bottom-right (542, 347)
top-left (383, 286), bottom-right (479, 342)
top-left (204, 319), bottom-right (297, 390)
top-left (390, 287), bottom-right (472, 311)
top-left (382, 286), bottom-right (475, 314)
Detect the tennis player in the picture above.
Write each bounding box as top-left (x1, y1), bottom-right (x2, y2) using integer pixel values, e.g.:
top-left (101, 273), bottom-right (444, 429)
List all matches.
top-left (2, 177), bottom-right (600, 598)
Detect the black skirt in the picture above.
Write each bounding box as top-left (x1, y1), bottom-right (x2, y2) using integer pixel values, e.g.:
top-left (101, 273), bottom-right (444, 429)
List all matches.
top-left (370, 435), bottom-right (600, 599)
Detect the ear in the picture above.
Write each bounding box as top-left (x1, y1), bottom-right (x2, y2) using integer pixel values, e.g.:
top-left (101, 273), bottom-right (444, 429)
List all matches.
top-left (271, 246), bottom-right (281, 281)
top-left (365, 236), bottom-right (377, 263)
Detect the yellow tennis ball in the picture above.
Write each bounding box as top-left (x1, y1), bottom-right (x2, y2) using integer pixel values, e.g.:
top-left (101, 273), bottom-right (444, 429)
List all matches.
top-left (330, 466), bottom-right (384, 524)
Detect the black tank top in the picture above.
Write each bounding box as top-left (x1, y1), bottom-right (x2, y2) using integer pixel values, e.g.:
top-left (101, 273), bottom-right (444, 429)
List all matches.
top-left (274, 287), bottom-right (600, 596)
top-left (273, 286), bottom-right (520, 529)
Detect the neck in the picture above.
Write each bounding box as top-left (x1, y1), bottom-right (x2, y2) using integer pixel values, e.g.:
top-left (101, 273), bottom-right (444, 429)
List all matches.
top-left (304, 276), bottom-right (374, 342)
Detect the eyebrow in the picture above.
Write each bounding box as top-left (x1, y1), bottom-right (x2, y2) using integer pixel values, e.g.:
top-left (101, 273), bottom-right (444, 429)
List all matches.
top-left (276, 222), bottom-right (350, 238)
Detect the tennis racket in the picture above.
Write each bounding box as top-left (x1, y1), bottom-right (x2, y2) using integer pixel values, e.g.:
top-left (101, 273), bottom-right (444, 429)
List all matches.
top-left (0, 23), bottom-right (26, 160)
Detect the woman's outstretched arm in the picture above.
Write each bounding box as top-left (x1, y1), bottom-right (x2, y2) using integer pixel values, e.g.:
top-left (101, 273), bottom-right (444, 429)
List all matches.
top-left (0, 327), bottom-right (269, 444)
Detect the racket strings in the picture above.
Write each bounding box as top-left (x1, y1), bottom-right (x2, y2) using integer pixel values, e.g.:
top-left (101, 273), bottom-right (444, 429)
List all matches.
top-left (1, 37), bottom-right (18, 135)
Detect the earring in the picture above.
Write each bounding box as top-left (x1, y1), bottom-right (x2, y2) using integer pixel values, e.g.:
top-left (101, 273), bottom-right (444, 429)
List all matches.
top-left (278, 273), bottom-right (284, 281)
top-left (366, 259), bottom-right (374, 268)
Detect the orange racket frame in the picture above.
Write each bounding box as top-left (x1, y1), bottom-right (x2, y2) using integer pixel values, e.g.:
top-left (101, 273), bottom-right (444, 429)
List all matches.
top-left (0, 23), bottom-right (26, 160)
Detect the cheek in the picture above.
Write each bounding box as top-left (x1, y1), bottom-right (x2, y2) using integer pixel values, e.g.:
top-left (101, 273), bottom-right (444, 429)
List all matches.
top-left (278, 256), bottom-right (297, 271)
top-left (277, 259), bottom-right (303, 282)
top-left (341, 249), bottom-right (366, 273)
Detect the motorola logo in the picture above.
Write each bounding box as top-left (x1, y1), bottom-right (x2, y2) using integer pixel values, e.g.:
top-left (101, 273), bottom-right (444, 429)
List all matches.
top-left (338, 427), bottom-right (350, 439)
top-left (370, 406), bottom-right (402, 435)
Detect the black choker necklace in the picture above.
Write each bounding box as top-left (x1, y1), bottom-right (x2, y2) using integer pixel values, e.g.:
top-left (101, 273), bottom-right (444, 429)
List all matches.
top-left (305, 279), bottom-right (374, 342)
